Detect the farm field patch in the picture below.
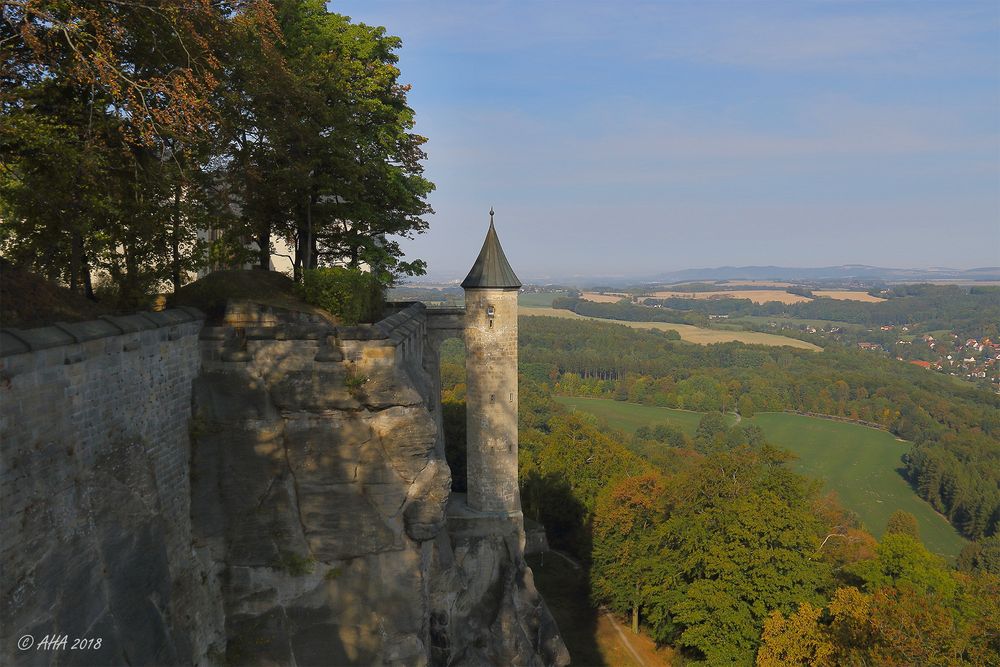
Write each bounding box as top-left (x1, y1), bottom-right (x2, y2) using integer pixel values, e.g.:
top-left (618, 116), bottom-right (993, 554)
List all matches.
top-left (813, 290), bottom-right (886, 302)
top-left (648, 289), bottom-right (811, 304)
top-left (580, 291), bottom-right (629, 303)
top-left (520, 307), bottom-right (821, 350)
top-left (552, 398), bottom-right (967, 559)
top-left (733, 315), bottom-right (862, 330)
top-left (518, 292), bottom-right (567, 308)
top-left (646, 287), bottom-right (885, 304)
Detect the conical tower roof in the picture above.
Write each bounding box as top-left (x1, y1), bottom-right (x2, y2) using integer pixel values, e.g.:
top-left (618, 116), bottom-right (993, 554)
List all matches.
top-left (461, 211), bottom-right (521, 289)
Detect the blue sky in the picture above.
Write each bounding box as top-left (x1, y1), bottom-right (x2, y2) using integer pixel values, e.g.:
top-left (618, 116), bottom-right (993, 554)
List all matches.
top-left (331, 1), bottom-right (1000, 281)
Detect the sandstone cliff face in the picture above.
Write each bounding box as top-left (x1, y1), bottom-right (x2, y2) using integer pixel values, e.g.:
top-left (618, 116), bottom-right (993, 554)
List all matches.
top-left (192, 305), bottom-right (568, 666)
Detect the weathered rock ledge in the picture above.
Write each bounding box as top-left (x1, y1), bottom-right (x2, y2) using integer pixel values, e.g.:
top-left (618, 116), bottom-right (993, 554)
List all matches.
top-left (192, 304), bottom-right (568, 666)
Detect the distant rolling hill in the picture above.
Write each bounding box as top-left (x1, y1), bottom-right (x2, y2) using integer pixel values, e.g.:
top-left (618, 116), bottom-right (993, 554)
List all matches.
top-left (651, 265), bottom-right (1000, 283)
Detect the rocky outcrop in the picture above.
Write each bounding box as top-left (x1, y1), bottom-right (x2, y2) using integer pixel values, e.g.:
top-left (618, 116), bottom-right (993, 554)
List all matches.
top-left (192, 305), bottom-right (567, 666)
top-left (0, 301), bottom-right (565, 666)
top-left (429, 501), bottom-right (569, 666)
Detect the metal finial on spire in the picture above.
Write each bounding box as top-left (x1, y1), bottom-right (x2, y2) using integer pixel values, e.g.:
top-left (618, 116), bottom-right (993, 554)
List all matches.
top-left (489, 206), bottom-right (495, 224)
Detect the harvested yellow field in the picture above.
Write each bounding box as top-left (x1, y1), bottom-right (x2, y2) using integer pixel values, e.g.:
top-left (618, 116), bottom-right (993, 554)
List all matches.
top-left (520, 307), bottom-right (821, 350)
top-left (649, 290), bottom-right (811, 305)
top-left (813, 290), bottom-right (885, 302)
top-left (580, 292), bottom-right (628, 303)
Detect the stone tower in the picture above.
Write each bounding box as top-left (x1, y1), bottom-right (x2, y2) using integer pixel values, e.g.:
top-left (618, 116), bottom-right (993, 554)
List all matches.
top-left (462, 209), bottom-right (522, 514)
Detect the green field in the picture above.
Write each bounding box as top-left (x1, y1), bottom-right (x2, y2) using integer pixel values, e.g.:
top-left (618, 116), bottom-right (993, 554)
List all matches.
top-left (519, 291), bottom-right (567, 308)
top-left (731, 315), bottom-right (863, 330)
top-left (553, 397), bottom-right (967, 559)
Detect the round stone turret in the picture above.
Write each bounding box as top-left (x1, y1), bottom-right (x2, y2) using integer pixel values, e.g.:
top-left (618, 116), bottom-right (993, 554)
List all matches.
top-left (462, 212), bottom-right (522, 514)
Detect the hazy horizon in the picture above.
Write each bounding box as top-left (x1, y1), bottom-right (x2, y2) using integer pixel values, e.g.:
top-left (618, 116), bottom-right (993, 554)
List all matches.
top-left (401, 262), bottom-right (1000, 286)
top-left (334, 0), bottom-right (1000, 277)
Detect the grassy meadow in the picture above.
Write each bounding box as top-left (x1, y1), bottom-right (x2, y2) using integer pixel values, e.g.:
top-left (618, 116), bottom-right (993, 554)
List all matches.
top-left (553, 397), bottom-right (967, 559)
top-left (732, 314), bottom-right (863, 330)
top-left (518, 292), bottom-right (567, 308)
top-left (520, 306), bottom-right (822, 350)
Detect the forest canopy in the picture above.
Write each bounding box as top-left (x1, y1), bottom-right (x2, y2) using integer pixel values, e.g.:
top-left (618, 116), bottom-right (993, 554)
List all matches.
top-left (1, 0), bottom-right (432, 306)
top-left (439, 319), bottom-right (1000, 664)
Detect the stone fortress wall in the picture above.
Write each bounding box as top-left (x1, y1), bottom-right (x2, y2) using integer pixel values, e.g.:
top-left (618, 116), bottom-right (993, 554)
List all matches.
top-left (0, 309), bottom-right (224, 665)
top-left (0, 302), bottom-right (566, 666)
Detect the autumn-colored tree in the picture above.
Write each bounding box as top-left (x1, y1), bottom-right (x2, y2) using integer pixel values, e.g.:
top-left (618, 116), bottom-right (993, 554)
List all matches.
top-left (758, 558), bottom-right (999, 665)
top-left (810, 492), bottom-right (878, 573)
top-left (520, 412), bottom-right (648, 555)
top-left (2, 0), bottom-right (278, 299)
top-left (591, 471), bottom-right (666, 634)
top-left (757, 603), bottom-right (835, 666)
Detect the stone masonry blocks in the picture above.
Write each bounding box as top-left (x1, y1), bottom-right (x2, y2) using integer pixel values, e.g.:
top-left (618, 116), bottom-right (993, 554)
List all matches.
top-left (464, 288), bottom-right (521, 514)
top-left (0, 311), bottom-right (215, 666)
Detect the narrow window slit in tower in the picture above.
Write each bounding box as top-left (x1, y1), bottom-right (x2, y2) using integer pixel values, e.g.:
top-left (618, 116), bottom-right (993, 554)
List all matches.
top-left (509, 393), bottom-right (513, 402)
top-left (490, 394), bottom-right (495, 403)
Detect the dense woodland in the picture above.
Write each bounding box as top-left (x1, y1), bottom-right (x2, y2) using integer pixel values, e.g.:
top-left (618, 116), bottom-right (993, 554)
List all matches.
top-left (1, 0), bottom-right (431, 306)
top-left (440, 316), bottom-right (1000, 664)
top-left (555, 284), bottom-right (1000, 340)
top-left (512, 317), bottom-right (1000, 541)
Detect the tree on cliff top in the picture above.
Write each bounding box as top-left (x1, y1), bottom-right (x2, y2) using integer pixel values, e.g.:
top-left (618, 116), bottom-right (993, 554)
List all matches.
top-left (1, 0), bottom-right (432, 304)
top-left (1, 0), bottom-right (260, 300)
top-left (215, 0), bottom-right (433, 281)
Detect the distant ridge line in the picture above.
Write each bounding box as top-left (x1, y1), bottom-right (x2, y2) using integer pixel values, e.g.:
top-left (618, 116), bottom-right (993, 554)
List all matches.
top-left (650, 265), bottom-right (1000, 283)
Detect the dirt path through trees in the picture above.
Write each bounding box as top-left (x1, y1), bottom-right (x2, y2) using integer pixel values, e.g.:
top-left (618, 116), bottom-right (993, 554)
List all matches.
top-left (603, 610), bottom-right (648, 667)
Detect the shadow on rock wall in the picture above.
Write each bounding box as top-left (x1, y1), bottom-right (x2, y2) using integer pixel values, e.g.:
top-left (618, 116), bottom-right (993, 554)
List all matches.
top-left (191, 328), bottom-right (448, 665)
top-left (191, 321), bottom-right (566, 666)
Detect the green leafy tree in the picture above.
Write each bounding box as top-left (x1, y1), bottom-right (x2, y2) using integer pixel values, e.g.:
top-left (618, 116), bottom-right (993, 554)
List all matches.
top-left (2, 0), bottom-right (264, 299)
top-left (221, 0), bottom-right (433, 278)
top-left (957, 535), bottom-right (1000, 576)
top-left (3, 1), bottom-right (431, 304)
top-left (603, 448), bottom-right (834, 663)
top-left (694, 411), bottom-right (729, 453)
top-left (848, 533), bottom-right (956, 601)
top-left (885, 510), bottom-right (921, 541)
